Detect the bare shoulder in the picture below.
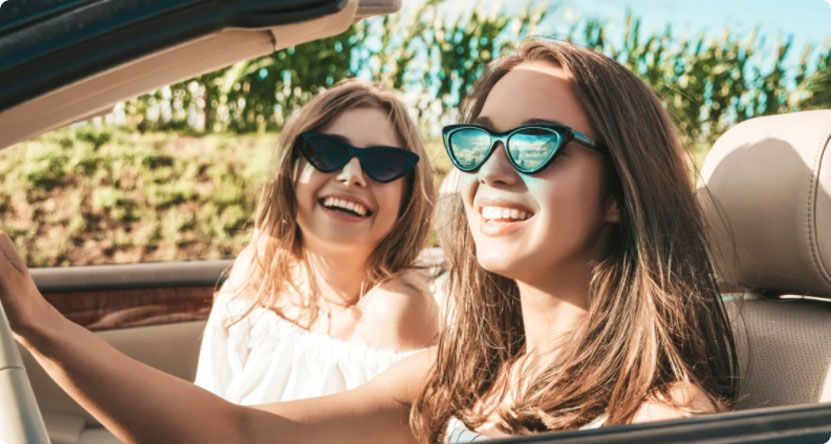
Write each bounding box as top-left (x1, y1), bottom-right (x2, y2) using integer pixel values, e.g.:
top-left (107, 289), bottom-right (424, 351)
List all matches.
top-left (359, 269), bottom-right (439, 351)
top-left (632, 382), bottom-right (719, 424)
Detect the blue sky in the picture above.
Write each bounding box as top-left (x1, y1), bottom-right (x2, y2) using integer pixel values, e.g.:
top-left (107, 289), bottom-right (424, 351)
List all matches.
top-left (540, 0), bottom-right (831, 50)
top-left (407, 0), bottom-right (831, 54)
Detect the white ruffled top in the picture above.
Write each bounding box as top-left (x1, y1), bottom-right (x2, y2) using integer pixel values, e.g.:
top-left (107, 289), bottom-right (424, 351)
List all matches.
top-left (194, 282), bottom-right (418, 405)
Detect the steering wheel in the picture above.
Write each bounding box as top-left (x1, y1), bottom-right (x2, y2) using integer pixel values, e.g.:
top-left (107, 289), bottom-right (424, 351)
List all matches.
top-left (0, 300), bottom-right (50, 444)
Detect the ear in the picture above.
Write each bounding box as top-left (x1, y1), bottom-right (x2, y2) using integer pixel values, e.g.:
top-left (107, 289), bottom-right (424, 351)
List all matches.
top-left (604, 196), bottom-right (621, 224)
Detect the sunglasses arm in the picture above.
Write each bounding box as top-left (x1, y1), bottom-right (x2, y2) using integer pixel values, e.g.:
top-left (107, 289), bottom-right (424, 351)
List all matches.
top-left (572, 131), bottom-right (606, 154)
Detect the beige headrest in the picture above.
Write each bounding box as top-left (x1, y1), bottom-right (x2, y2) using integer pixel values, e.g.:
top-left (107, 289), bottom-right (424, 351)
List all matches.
top-left (697, 110), bottom-right (831, 297)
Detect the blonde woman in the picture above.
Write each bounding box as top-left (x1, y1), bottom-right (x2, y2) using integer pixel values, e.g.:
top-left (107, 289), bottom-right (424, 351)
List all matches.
top-left (194, 79), bottom-right (439, 404)
top-left (0, 39), bottom-right (736, 443)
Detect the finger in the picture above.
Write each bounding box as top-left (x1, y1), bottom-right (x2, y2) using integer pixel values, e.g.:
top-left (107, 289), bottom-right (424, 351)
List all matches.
top-left (0, 232), bottom-right (26, 274)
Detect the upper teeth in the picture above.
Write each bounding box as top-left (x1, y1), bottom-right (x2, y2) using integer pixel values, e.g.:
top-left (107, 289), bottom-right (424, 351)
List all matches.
top-left (323, 197), bottom-right (368, 216)
top-left (481, 206), bottom-right (530, 221)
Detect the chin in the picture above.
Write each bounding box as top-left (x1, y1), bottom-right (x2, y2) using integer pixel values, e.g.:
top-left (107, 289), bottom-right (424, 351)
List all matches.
top-left (320, 233), bottom-right (367, 248)
top-left (475, 250), bottom-right (521, 278)
top-left (304, 228), bottom-right (368, 251)
top-left (477, 247), bottom-right (553, 283)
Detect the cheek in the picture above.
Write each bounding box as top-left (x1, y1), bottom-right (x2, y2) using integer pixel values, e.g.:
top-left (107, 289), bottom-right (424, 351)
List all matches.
top-left (459, 175), bottom-right (479, 230)
top-left (373, 180), bottom-right (405, 228)
top-left (294, 165), bottom-right (327, 212)
top-left (533, 167), bottom-right (607, 248)
top-left (460, 173), bottom-right (478, 211)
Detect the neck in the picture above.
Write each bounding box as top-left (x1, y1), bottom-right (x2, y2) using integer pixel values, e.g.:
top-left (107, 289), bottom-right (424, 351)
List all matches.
top-left (301, 244), bottom-right (371, 306)
top-left (516, 260), bottom-right (592, 357)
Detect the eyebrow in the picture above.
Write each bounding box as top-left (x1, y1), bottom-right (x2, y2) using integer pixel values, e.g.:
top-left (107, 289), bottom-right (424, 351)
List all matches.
top-left (471, 116), bottom-right (567, 129)
top-left (472, 116), bottom-right (494, 127)
top-left (318, 132), bottom-right (402, 149)
top-left (520, 118), bottom-right (567, 126)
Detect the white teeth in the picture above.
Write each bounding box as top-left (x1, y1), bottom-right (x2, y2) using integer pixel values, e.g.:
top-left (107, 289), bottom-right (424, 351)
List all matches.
top-left (322, 197), bottom-right (368, 216)
top-left (481, 206), bottom-right (530, 222)
top-left (354, 203), bottom-right (367, 216)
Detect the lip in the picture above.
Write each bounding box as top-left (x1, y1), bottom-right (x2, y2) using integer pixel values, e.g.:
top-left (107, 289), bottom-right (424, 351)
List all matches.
top-left (474, 197), bottom-right (535, 237)
top-left (321, 204), bottom-right (369, 222)
top-left (317, 192), bottom-right (375, 221)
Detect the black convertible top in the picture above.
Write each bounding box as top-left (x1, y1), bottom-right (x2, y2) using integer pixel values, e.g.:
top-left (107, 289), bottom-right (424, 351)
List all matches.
top-left (0, 0), bottom-right (346, 111)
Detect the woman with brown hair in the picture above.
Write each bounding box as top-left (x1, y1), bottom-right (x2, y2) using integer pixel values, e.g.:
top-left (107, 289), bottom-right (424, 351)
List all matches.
top-left (194, 78), bottom-right (439, 404)
top-left (414, 37), bottom-right (736, 441)
top-left (0, 38), bottom-right (736, 443)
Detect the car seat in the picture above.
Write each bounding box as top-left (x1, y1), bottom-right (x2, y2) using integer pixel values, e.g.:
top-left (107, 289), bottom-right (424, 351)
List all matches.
top-left (697, 109), bottom-right (831, 409)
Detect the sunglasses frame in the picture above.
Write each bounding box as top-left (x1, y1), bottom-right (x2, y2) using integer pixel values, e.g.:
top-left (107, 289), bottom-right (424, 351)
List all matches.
top-left (297, 131), bottom-right (419, 183)
top-left (442, 123), bottom-right (607, 174)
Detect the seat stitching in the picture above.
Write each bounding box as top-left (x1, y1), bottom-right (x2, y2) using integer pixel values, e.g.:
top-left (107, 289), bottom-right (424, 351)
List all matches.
top-left (806, 120), bottom-right (831, 288)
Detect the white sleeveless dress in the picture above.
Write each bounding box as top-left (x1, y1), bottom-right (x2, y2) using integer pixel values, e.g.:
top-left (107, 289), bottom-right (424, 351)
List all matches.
top-left (194, 282), bottom-right (419, 405)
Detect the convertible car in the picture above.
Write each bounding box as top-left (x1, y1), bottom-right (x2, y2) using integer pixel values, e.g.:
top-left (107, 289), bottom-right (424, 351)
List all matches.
top-left (0, 1), bottom-right (829, 443)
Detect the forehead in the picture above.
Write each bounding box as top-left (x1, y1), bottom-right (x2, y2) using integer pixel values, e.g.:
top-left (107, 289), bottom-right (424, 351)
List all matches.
top-left (478, 62), bottom-right (597, 139)
top-left (320, 106), bottom-right (402, 148)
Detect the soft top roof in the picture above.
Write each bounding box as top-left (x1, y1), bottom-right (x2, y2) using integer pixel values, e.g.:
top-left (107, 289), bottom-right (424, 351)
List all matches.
top-left (0, 0), bottom-right (347, 112)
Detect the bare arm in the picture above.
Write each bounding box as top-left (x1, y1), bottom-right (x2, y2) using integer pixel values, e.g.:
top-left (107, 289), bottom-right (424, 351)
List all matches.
top-left (21, 307), bottom-right (246, 443)
top-left (0, 232), bottom-right (430, 444)
top-left (243, 350), bottom-right (432, 444)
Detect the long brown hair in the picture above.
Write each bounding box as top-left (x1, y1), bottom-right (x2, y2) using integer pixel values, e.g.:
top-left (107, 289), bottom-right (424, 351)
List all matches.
top-left (227, 79), bottom-right (435, 327)
top-left (410, 39), bottom-right (737, 442)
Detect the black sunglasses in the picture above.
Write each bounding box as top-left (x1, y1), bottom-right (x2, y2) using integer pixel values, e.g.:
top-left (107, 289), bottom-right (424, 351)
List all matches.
top-left (442, 123), bottom-right (607, 174)
top-left (296, 132), bottom-right (419, 183)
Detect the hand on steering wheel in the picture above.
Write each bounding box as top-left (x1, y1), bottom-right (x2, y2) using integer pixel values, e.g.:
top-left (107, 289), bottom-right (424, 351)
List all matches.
top-left (0, 231), bottom-right (52, 444)
top-left (0, 232), bottom-right (52, 336)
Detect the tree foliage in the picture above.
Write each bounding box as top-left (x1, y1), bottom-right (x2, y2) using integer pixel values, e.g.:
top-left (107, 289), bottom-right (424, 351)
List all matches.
top-left (115, 4), bottom-right (830, 150)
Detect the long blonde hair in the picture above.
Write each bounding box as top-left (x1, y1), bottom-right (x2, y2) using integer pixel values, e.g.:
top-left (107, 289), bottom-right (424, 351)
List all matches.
top-left (228, 79), bottom-right (435, 326)
top-left (410, 39), bottom-right (737, 442)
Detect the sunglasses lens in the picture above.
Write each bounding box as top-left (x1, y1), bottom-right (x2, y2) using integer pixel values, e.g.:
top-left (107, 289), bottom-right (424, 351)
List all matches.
top-left (300, 135), bottom-right (349, 172)
top-left (447, 127), bottom-right (492, 171)
top-left (361, 149), bottom-right (418, 183)
top-left (507, 128), bottom-right (563, 172)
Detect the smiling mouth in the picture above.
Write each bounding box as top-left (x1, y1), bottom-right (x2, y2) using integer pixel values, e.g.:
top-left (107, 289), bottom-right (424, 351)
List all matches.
top-left (479, 205), bottom-right (533, 224)
top-left (319, 196), bottom-right (373, 218)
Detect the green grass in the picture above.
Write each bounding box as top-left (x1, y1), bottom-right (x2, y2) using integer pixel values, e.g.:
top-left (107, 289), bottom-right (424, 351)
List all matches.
top-left (0, 128), bottom-right (277, 267)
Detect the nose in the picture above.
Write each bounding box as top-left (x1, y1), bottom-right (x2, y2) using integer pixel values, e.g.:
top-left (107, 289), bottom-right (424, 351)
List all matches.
top-left (477, 142), bottom-right (519, 187)
top-left (336, 157), bottom-right (368, 188)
